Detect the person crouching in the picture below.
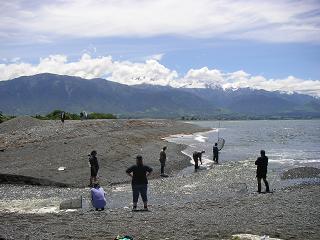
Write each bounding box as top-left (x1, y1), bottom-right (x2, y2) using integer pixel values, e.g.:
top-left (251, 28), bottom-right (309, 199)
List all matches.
top-left (91, 182), bottom-right (106, 211)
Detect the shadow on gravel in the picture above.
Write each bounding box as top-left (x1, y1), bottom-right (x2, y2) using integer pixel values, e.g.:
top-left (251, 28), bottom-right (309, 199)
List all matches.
top-left (0, 173), bottom-right (72, 187)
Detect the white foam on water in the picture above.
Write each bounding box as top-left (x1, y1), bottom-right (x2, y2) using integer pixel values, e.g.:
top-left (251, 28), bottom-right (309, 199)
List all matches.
top-left (269, 158), bottom-right (320, 165)
top-left (194, 134), bottom-right (207, 142)
top-left (165, 128), bottom-right (217, 143)
top-left (298, 159), bottom-right (320, 163)
top-left (269, 159), bottom-right (295, 164)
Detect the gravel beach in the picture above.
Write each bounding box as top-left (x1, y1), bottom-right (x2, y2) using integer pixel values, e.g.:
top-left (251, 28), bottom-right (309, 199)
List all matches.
top-left (0, 117), bottom-right (319, 240)
top-left (0, 117), bottom-right (207, 187)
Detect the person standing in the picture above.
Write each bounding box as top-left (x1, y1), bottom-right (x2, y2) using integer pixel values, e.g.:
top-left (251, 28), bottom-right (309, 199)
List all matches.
top-left (193, 150), bottom-right (205, 171)
top-left (89, 150), bottom-right (99, 187)
top-left (126, 155), bottom-right (153, 211)
top-left (213, 142), bottom-right (219, 164)
top-left (60, 111), bottom-right (66, 124)
top-left (91, 182), bottom-right (106, 211)
top-left (159, 146), bottom-right (167, 176)
top-left (255, 150), bottom-right (270, 193)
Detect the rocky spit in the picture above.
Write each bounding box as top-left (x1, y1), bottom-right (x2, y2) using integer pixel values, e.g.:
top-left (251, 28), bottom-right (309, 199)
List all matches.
top-left (0, 117), bottom-right (319, 240)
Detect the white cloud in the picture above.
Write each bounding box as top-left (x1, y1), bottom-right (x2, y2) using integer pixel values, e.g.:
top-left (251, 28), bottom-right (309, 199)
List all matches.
top-left (0, 0), bottom-right (319, 43)
top-left (0, 53), bottom-right (320, 97)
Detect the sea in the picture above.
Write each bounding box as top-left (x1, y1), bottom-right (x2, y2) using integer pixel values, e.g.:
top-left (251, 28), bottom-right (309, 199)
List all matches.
top-left (167, 120), bottom-right (320, 171)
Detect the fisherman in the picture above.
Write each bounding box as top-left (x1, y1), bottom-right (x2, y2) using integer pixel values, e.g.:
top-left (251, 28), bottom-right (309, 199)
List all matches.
top-left (89, 150), bottom-right (99, 187)
top-left (91, 182), bottom-right (106, 211)
top-left (126, 155), bottom-right (153, 211)
top-left (193, 150), bottom-right (205, 170)
top-left (255, 150), bottom-right (270, 193)
top-left (80, 111), bottom-right (84, 120)
top-left (213, 142), bottom-right (219, 164)
top-left (60, 111), bottom-right (66, 124)
top-left (159, 146), bottom-right (167, 176)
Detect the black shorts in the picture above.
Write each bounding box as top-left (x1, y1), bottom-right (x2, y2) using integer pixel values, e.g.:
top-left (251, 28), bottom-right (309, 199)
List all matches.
top-left (91, 167), bottom-right (98, 177)
top-left (257, 172), bottom-right (267, 178)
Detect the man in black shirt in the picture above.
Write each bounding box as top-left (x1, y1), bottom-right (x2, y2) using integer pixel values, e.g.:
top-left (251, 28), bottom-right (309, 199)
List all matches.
top-left (159, 146), bottom-right (167, 176)
top-left (126, 155), bottom-right (153, 211)
top-left (213, 142), bottom-right (219, 164)
top-left (193, 150), bottom-right (205, 171)
top-left (255, 150), bottom-right (270, 193)
top-left (60, 111), bottom-right (66, 124)
top-left (89, 150), bottom-right (99, 187)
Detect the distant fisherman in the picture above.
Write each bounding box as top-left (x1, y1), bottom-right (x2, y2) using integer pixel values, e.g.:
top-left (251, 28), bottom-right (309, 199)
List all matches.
top-left (255, 150), bottom-right (270, 193)
top-left (213, 143), bottom-right (219, 164)
top-left (193, 150), bottom-right (205, 171)
top-left (126, 155), bottom-right (153, 211)
top-left (91, 182), bottom-right (106, 211)
top-left (89, 150), bottom-right (99, 187)
top-left (80, 112), bottom-right (84, 120)
top-left (159, 146), bottom-right (167, 176)
top-left (60, 111), bottom-right (66, 124)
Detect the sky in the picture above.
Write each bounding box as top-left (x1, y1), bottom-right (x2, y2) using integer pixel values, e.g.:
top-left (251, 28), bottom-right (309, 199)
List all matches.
top-left (0, 0), bottom-right (320, 96)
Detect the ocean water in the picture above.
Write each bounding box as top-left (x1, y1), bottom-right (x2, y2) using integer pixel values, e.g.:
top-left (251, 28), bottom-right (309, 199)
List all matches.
top-left (166, 120), bottom-right (320, 171)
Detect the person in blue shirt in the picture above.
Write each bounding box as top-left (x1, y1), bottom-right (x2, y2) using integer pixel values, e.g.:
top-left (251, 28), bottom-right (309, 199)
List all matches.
top-left (91, 182), bottom-right (106, 211)
top-left (126, 155), bottom-right (153, 211)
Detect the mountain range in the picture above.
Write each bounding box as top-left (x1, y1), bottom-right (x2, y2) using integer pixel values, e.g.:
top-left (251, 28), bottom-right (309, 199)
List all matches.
top-left (0, 73), bottom-right (319, 119)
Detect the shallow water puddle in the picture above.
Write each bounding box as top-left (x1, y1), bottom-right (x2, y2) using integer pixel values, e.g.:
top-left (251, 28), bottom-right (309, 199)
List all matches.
top-left (231, 234), bottom-right (283, 240)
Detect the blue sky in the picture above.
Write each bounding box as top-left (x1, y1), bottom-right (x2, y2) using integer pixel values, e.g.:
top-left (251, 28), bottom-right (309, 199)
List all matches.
top-left (2, 37), bottom-right (320, 80)
top-left (0, 0), bottom-right (320, 96)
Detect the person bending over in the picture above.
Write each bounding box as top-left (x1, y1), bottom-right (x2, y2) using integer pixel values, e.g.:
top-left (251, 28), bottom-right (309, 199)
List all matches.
top-left (193, 150), bottom-right (205, 171)
top-left (126, 155), bottom-right (153, 211)
top-left (255, 150), bottom-right (270, 193)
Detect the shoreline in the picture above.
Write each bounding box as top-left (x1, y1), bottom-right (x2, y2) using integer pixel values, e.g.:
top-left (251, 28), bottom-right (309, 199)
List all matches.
top-left (0, 117), bottom-right (210, 187)
top-left (0, 161), bottom-right (319, 239)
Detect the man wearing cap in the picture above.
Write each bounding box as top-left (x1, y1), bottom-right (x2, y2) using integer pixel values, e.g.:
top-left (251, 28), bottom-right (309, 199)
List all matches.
top-left (126, 155), bottom-right (153, 211)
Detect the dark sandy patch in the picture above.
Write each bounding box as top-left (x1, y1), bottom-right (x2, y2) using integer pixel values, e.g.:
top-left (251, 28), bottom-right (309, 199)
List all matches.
top-left (281, 167), bottom-right (320, 180)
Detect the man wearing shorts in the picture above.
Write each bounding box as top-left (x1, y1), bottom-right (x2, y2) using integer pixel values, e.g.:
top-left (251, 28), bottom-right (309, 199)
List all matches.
top-left (126, 155), bottom-right (153, 211)
top-left (89, 150), bottom-right (99, 187)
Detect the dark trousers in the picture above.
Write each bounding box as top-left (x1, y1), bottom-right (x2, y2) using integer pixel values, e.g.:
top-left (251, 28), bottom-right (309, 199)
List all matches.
top-left (194, 160), bottom-right (199, 170)
top-left (213, 155), bottom-right (219, 163)
top-left (132, 184), bottom-right (148, 203)
top-left (161, 165), bottom-right (165, 174)
top-left (257, 177), bottom-right (270, 193)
